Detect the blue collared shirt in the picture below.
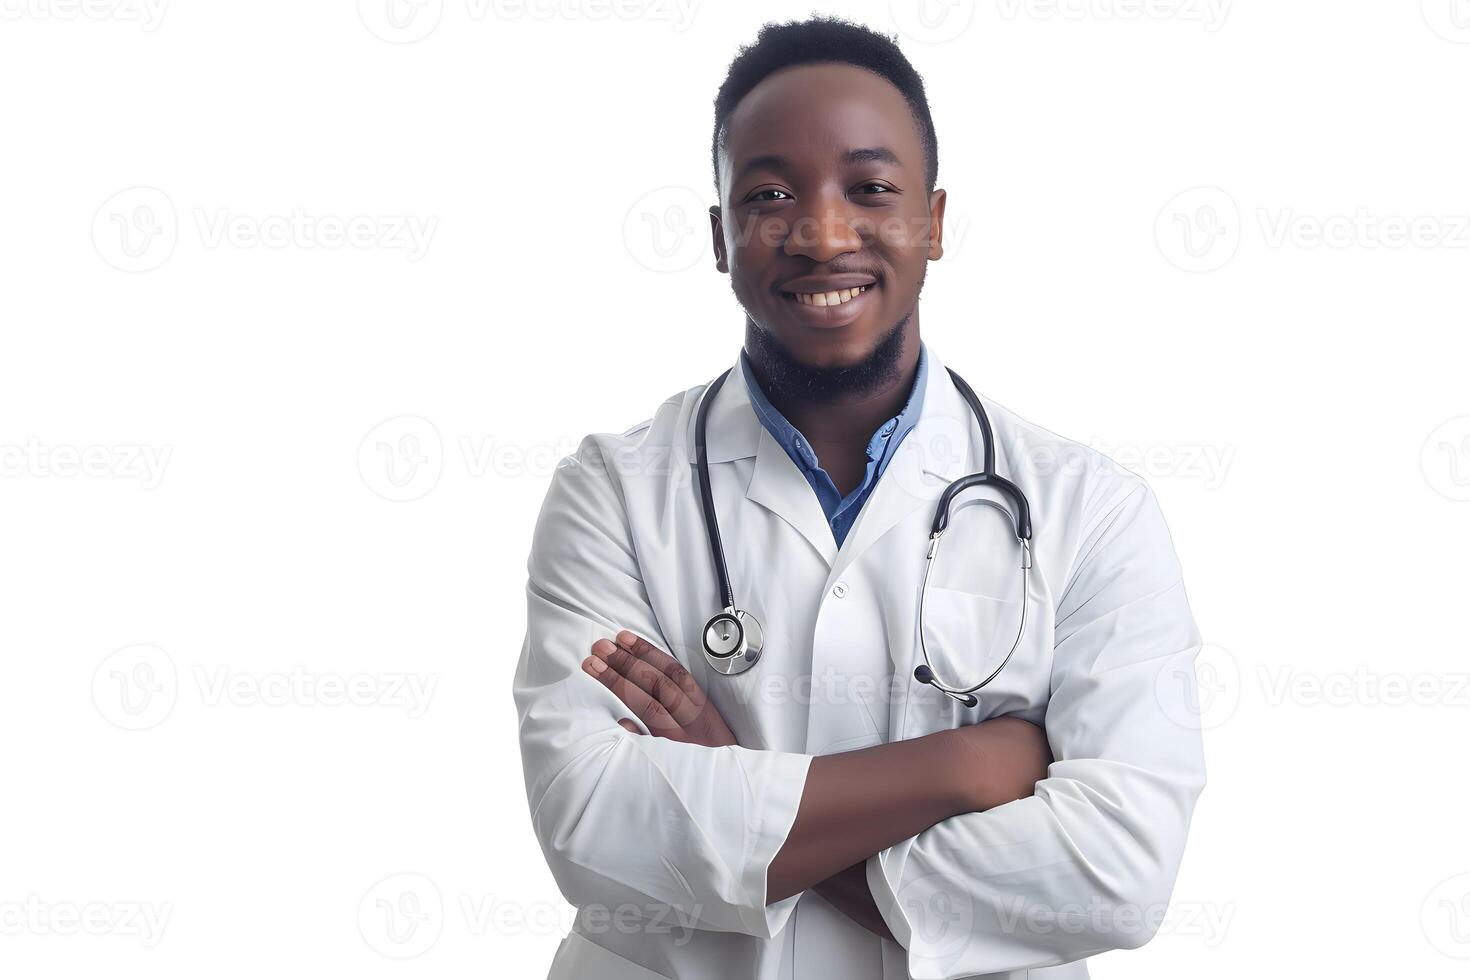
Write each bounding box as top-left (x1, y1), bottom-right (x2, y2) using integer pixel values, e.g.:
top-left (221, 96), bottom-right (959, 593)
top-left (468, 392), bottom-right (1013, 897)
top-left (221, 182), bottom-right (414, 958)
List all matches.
top-left (739, 341), bottom-right (928, 548)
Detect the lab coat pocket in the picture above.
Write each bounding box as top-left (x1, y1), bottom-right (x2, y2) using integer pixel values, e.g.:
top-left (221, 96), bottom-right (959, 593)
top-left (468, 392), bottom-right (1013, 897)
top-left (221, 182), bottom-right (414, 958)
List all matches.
top-left (915, 584), bottom-right (1023, 703)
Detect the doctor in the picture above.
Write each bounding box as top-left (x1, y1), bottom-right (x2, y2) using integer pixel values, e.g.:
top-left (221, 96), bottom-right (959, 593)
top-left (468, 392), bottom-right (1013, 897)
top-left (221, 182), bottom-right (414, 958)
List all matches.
top-left (514, 15), bottom-right (1206, 980)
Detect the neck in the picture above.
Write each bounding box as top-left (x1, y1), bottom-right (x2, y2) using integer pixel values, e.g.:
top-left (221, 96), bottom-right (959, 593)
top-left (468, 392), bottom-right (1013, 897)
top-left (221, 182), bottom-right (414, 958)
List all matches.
top-left (742, 314), bottom-right (922, 449)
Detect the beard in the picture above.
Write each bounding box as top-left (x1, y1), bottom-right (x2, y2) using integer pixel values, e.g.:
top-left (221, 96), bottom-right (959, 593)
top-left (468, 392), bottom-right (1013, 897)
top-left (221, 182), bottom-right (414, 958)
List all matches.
top-left (739, 257), bottom-right (927, 403)
top-left (744, 305), bottom-right (914, 403)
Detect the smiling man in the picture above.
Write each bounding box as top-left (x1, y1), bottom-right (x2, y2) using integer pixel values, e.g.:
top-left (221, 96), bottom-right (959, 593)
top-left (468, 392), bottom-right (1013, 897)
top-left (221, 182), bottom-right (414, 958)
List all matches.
top-left (514, 15), bottom-right (1206, 980)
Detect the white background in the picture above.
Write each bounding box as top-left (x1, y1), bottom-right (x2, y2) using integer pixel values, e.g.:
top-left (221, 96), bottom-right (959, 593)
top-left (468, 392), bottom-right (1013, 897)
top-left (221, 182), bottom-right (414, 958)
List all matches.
top-left (3, 0), bottom-right (1469, 976)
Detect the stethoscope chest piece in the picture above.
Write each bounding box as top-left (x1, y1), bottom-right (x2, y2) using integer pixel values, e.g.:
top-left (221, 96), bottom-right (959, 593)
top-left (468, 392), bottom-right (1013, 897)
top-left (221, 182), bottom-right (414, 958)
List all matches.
top-left (702, 609), bottom-right (763, 675)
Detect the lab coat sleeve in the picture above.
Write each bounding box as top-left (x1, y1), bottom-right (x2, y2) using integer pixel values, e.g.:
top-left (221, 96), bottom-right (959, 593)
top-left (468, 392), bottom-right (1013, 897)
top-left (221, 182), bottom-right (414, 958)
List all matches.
top-left (513, 436), bottom-right (813, 939)
top-left (865, 480), bottom-right (1207, 979)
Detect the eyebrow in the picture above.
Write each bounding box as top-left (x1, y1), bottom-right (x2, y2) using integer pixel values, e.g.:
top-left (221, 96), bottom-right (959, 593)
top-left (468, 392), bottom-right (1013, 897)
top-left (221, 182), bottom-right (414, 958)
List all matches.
top-left (734, 146), bottom-right (902, 185)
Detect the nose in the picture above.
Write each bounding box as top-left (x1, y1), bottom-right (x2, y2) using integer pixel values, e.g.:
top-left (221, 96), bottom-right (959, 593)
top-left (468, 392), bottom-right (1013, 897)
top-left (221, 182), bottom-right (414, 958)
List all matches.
top-left (782, 190), bottom-right (864, 263)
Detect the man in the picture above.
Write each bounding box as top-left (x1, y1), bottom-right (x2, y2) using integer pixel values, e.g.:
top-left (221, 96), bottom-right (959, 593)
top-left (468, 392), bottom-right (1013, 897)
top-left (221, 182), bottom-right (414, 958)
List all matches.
top-left (514, 15), bottom-right (1206, 979)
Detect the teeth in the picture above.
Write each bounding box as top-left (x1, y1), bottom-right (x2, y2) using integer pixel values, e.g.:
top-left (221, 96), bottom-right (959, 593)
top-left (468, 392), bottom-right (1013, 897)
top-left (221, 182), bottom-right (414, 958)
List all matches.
top-left (792, 285), bottom-right (869, 307)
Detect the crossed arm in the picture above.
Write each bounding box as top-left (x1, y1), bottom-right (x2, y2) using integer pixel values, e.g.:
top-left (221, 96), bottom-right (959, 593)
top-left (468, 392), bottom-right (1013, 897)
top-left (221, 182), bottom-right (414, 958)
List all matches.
top-left (516, 442), bottom-right (1205, 974)
top-left (580, 629), bottom-right (1053, 942)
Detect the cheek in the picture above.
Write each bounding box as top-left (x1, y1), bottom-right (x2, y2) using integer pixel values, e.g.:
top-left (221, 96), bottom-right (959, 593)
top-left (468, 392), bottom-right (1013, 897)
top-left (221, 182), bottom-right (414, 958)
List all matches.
top-left (726, 211), bottom-right (788, 256)
top-left (870, 211), bottom-right (931, 253)
top-left (725, 260), bottom-right (763, 302)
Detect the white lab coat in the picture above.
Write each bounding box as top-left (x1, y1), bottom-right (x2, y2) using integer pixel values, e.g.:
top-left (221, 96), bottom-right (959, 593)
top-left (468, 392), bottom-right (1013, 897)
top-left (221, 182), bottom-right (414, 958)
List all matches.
top-left (513, 343), bottom-right (1206, 980)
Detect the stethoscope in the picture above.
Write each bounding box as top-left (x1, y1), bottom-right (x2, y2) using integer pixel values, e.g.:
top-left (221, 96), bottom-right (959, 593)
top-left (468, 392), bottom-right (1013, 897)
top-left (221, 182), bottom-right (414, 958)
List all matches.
top-left (693, 363), bottom-right (1033, 707)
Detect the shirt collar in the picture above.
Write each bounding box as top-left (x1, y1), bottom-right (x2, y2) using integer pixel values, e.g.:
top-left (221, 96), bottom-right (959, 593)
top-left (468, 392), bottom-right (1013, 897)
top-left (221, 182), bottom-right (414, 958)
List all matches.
top-left (738, 340), bottom-right (929, 472)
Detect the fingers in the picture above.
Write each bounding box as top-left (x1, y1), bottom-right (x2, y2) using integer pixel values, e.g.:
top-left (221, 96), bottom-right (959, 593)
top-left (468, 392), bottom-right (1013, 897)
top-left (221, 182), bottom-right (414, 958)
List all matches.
top-left (590, 632), bottom-right (705, 730)
top-left (580, 650), bottom-right (682, 737)
top-left (614, 630), bottom-right (709, 715)
top-left (616, 718), bottom-right (641, 735)
top-left (614, 630), bottom-right (689, 682)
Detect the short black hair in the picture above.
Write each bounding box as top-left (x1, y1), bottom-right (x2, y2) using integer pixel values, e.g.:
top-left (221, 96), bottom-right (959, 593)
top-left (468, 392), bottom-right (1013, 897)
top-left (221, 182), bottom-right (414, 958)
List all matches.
top-left (711, 15), bottom-right (940, 196)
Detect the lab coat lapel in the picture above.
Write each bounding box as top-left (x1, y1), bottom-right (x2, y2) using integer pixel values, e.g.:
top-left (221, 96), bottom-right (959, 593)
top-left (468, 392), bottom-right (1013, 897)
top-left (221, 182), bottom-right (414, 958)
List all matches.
top-left (699, 351), bottom-right (839, 570)
top-left (828, 345), bottom-right (974, 586)
top-left (746, 426), bottom-right (841, 569)
top-left (699, 344), bottom-right (978, 580)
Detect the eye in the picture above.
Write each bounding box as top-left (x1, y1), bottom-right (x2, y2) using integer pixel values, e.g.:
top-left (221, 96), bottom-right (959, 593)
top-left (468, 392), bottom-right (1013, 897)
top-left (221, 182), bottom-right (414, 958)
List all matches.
top-left (744, 188), bottom-right (791, 204)
top-left (855, 182), bottom-right (896, 196)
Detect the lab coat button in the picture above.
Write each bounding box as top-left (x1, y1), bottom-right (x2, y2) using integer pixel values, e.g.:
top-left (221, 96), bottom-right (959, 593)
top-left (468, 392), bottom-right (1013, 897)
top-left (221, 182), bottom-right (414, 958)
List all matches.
top-left (831, 582), bottom-right (849, 598)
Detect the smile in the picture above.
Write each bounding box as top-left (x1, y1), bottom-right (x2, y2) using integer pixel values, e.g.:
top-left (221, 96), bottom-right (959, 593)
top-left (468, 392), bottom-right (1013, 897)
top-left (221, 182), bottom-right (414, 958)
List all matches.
top-left (782, 285), bottom-right (870, 307)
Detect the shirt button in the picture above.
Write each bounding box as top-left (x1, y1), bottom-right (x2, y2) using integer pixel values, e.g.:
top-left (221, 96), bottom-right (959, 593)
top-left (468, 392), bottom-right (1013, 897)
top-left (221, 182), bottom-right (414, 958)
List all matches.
top-left (831, 582), bottom-right (849, 599)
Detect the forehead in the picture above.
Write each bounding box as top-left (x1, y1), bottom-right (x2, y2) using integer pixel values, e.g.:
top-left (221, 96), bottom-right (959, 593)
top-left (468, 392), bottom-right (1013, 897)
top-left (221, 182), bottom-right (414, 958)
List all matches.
top-left (722, 62), bottom-right (922, 181)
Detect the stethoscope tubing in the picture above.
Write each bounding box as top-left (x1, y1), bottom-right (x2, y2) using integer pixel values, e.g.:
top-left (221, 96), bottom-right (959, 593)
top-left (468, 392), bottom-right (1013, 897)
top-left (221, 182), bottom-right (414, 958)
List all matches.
top-left (693, 359), bottom-right (1033, 702)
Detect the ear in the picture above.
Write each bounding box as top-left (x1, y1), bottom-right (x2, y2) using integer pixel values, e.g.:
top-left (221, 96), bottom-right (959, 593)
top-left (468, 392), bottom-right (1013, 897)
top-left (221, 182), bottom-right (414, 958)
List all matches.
top-left (709, 205), bottom-right (728, 273)
top-left (927, 188), bottom-right (947, 261)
